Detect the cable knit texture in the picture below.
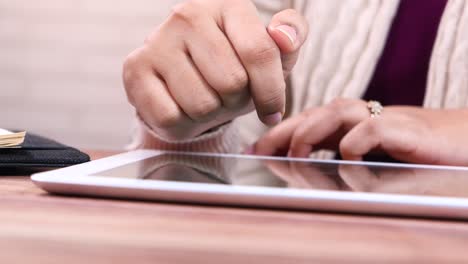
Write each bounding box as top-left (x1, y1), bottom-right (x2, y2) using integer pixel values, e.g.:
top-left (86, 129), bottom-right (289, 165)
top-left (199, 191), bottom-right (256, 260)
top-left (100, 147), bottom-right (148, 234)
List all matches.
top-left (132, 0), bottom-right (468, 159)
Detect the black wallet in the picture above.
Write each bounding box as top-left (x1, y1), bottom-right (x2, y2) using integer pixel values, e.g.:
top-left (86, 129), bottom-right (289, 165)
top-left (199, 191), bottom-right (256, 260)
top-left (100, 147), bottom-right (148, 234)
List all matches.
top-left (0, 133), bottom-right (90, 168)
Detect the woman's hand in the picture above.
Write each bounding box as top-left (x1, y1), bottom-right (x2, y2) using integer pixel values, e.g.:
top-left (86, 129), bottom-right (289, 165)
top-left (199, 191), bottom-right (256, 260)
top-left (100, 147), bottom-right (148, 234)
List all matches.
top-left (123, 0), bottom-right (309, 141)
top-left (254, 98), bottom-right (468, 166)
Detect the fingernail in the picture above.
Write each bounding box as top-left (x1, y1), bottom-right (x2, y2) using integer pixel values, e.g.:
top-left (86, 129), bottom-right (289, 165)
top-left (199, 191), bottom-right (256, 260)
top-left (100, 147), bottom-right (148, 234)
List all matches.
top-left (244, 145), bottom-right (255, 155)
top-left (264, 112), bottom-right (282, 126)
top-left (276, 25), bottom-right (297, 45)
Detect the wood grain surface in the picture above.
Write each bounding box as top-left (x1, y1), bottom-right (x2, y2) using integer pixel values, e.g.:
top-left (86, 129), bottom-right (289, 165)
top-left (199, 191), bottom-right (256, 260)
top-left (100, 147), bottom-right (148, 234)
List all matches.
top-left (1, 151), bottom-right (468, 263)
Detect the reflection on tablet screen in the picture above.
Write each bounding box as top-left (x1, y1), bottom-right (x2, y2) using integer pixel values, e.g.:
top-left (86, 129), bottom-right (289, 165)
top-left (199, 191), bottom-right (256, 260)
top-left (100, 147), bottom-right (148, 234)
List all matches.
top-left (93, 152), bottom-right (468, 199)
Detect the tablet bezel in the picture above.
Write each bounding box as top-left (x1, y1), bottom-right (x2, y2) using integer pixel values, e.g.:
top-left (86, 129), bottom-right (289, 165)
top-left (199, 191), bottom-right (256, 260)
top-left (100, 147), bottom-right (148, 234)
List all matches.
top-left (31, 150), bottom-right (468, 219)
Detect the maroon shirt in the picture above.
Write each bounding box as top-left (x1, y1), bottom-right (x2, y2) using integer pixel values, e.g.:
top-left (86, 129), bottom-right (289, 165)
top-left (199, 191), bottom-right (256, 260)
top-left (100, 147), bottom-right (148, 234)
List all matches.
top-left (363, 0), bottom-right (448, 106)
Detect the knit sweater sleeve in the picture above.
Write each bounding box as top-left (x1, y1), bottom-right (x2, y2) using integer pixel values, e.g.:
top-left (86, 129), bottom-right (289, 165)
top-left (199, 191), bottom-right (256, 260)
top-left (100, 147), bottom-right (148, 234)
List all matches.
top-left (129, 117), bottom-right (241, 154)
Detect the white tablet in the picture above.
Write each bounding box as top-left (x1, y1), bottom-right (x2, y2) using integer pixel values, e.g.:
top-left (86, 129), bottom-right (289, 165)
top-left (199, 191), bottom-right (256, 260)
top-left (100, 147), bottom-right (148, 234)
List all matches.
top-left (31, 150), bottom-right (468, 219)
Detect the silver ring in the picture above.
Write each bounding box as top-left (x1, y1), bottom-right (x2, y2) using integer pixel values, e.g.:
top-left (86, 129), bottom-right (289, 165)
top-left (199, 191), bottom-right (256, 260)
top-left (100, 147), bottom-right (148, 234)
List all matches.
top-left (367, 100), bottom-right (383, 117)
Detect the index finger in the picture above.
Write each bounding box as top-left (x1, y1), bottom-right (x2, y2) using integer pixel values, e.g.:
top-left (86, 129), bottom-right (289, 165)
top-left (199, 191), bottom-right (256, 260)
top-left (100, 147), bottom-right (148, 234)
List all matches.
top-left (222, 1), bottom-right (285, 125)
top-left (254, 113), bottom-right (307, 156)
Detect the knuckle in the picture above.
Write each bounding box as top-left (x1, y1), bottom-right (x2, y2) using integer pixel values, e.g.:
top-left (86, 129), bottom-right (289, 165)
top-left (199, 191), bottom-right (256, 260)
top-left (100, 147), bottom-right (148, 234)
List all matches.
top-left (256, 82), bottom-right (286, 112)
top-left (364, 119), bottom-right (383, 136)
top-left (293, 124), bottom-right (309, 142)
top-left (189, 99), bottom-right (221, 120)
top-left (122, 49), bottom-right (143, 86)
top-left (241, 40), bottom-right (280, 66)
top-left (328, 97), bottom-right (354, 118)
top-left (289, 132), bottom-right (304, 150)
top-left (339, 137), bottom-right (353, 156)
top-left (122, 48), bottom-right (147, 104)
top-left (155, 108), bottom-right (183, 129)
top-left (321, 106), bottom-right (337, 121)
top-left (169, 1), bottom-right (204, 28)
top-left (328, 97), bottom-right (349, 111)
top-left (220, 67), bottom-right (249, 96)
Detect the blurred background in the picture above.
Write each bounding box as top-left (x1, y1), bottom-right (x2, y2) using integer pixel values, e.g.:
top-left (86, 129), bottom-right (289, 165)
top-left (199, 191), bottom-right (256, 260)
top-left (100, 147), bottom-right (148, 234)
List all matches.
top-left (0, 0), bottom-right (182, 150)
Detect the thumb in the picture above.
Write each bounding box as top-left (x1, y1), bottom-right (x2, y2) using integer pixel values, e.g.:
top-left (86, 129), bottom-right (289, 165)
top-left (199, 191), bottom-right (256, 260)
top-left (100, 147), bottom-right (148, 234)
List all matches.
top-left (267, 9), bottom-right (309, 78)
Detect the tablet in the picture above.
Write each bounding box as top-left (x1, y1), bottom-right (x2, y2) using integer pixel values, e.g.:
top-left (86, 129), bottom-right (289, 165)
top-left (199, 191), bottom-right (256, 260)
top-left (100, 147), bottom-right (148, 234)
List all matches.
top-left (31, 150), bottom-right (468, 219)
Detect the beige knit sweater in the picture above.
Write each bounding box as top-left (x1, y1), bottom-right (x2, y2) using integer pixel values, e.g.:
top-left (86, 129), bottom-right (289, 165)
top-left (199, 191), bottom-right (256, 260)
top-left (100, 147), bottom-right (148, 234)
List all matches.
top-left (132, 0), bottom-right (468, 159)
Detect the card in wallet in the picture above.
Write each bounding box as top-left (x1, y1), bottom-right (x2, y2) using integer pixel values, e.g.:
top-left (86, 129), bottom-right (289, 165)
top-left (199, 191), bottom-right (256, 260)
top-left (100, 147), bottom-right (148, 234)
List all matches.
top-left (0, 133), bottom-right (90, 168)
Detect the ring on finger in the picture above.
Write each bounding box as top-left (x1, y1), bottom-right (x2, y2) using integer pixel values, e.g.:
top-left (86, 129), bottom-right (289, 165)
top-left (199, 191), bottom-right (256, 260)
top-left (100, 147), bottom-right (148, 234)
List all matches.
top-left (367, 100), bottom-right (383, 117)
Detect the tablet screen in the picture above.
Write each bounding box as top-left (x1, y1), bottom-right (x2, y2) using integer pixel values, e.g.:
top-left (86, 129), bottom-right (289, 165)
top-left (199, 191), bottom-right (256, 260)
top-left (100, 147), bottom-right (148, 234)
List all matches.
top-left (92, 152), bottom-right (468, 199)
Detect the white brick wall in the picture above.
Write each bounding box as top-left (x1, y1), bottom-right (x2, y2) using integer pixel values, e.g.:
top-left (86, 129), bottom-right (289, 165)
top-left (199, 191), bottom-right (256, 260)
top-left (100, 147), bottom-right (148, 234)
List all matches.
top-left (0, 0), bottom-right (183, 150)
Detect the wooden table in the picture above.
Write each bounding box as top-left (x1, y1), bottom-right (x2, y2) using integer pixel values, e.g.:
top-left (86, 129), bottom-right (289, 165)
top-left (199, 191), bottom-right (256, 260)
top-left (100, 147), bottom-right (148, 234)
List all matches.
top-left (1, 151), bottom-right (468, 263)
